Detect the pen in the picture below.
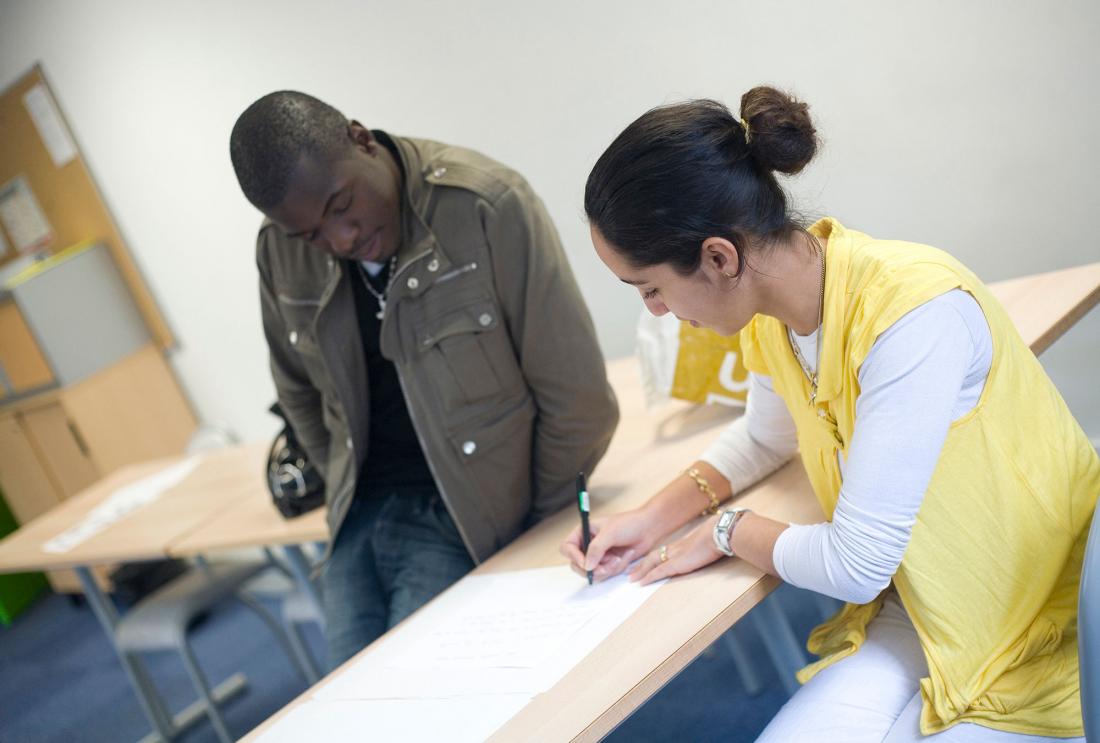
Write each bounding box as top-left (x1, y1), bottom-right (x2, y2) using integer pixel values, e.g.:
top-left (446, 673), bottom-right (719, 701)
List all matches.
top-left (577, 472), bottom-right (593, 585)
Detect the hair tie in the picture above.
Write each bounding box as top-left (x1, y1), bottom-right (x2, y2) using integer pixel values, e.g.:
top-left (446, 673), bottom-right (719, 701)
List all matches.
top-left (739, 116), bottom-right (752, 144)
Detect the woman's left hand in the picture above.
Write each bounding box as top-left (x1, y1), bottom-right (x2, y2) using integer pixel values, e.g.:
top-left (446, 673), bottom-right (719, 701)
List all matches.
top-left (630, 515), bottom-right (725, 586)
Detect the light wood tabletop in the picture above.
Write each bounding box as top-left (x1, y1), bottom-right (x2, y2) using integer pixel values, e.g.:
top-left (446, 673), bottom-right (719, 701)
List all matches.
top-left (168, 484), bottom-right (328, 556)
top-left (0, 441), bottom-right (269, 573)
top-left (241, 260), bottom-right (1100, 743)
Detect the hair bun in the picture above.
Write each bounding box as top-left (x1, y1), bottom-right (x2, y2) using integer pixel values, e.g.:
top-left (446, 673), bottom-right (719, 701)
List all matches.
top-left (739, 86), bottom-right (818, 175)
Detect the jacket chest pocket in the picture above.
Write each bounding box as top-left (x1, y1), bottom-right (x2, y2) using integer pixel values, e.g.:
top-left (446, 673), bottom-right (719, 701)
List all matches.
top-left (415, 297), bottom-right (506, 413)
top-left (277, 295), bottom-right (328, 381)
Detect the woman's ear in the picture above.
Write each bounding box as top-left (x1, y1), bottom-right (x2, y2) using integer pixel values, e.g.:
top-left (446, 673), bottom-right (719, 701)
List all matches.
top-left (700, 237), bottom-right (741, 279)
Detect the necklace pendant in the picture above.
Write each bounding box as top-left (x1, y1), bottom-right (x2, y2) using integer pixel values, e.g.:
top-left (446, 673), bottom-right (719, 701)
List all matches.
top-left (375, 298), bottom-right (386, 320)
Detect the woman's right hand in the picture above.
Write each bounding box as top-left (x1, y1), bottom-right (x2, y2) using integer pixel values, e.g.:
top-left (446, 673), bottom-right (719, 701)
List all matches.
top-left (560, 506), bottom-right (668, 583)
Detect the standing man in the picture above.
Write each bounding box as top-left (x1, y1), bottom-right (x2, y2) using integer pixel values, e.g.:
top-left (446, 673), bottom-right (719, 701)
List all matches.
top-left (230, 91), bottom-right (618, 668)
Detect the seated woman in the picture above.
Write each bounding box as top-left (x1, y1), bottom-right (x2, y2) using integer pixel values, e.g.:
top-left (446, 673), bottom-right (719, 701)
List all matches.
top-left (562, 86), bottom-right (1097, 742)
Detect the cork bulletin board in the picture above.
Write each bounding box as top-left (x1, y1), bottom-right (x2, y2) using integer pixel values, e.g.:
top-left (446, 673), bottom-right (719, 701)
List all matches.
top-left (0, 64), bottom-right (174, 348)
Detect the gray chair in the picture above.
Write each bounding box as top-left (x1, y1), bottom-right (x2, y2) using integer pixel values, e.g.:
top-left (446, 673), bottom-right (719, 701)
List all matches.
top-left (115, 559), bottom-right (314, 743)
top-left (1079, 508), bottom-right (1099, 741)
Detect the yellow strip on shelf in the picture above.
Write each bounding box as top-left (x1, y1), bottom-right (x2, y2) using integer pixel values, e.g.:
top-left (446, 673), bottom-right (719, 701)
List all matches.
top-left (4, 239), bottom-right (99, 288)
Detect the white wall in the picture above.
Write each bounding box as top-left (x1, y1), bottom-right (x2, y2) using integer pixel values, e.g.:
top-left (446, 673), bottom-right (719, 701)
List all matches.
top-left (1, 0), bottom-right (1097, 444)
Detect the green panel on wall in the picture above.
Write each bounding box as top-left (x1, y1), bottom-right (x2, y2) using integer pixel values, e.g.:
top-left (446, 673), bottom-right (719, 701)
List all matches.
top-left (0, 485), bottom-right (47, 626)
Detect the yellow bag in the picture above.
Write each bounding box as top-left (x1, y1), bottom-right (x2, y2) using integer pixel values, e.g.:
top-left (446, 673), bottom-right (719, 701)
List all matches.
top-left (636, 312), bottom-right (749, 407)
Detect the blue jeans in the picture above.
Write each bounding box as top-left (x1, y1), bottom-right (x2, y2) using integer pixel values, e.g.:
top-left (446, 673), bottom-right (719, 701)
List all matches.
top-left (321, 487), bottom-right (475, 670)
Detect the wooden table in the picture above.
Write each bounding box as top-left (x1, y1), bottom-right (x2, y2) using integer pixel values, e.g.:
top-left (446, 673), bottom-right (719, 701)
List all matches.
top-left (0, 442), bottom-right (268, 572)
top-left (0, 262), bottom-right (1096, 742)
top-left (0, 441), bottom-right (270, 742)
top-left (241, 262), bottom-right (1100, 742)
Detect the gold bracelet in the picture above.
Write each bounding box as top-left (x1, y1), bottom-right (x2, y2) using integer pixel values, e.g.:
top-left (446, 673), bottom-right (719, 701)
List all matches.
top-left (684, 467), bottom-right (720, 516)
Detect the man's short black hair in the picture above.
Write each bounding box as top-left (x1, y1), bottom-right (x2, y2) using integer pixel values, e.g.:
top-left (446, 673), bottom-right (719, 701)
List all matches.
top-left (229, 91), bottom-right (351, 210)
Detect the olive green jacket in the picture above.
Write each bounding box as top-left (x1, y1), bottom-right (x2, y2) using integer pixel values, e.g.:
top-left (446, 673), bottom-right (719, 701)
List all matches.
top-left (256, 135), bottom-right (618, 563)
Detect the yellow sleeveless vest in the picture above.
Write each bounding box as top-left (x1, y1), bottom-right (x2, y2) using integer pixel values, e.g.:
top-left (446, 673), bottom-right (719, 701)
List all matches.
top-left (739, 218), bottom-right (1099, 736)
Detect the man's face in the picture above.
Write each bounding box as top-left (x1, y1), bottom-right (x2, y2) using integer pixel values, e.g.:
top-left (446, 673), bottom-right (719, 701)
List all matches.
top-left (267, 128), bottom-right (402, 263)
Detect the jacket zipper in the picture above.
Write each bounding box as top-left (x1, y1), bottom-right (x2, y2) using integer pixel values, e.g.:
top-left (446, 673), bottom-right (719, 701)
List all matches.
top-left (386, 247), bottom-right (482, 565)
top-left (393, 361), bottom-right (481, 565)
top-left (435, 262), bottom-right (478, 284)
top-left (276, 293), bottom-right (322, 307)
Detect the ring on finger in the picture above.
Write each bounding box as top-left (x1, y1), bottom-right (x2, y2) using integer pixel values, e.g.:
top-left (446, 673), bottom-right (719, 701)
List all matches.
top-left (659, 544), bottom-right (669, 563)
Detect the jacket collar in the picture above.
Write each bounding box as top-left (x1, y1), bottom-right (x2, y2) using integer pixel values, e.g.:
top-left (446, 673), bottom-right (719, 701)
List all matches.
top-left (383, 133), bottom-right (453, 280)
top-left (807, 217), bottom-right (849, 405)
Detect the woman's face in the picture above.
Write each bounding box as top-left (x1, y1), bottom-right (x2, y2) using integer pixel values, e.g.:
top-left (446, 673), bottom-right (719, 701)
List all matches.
top-left (591, 226), bottom-right (755, 337)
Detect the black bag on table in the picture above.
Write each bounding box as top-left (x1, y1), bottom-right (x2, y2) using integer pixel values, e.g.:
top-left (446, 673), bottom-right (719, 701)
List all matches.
top-left (266, 403), bottom-right (325, 519)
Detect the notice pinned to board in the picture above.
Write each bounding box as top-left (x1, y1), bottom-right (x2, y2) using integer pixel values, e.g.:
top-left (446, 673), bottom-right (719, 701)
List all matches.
top-left (23, 83), bottom-right (77, 168)
top-left (0, 176), bottom-right (54, 254)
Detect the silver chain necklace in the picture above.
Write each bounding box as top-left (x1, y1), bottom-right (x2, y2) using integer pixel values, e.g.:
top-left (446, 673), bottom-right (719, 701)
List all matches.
top-left (356, 253), bottom-right (399, 320)
top-left (786, 247), bottom-right (827, 406)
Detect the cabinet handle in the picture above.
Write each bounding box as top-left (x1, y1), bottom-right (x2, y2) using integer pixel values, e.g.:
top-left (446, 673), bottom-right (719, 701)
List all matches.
top-left (67, 420), bottom-right (91, 458)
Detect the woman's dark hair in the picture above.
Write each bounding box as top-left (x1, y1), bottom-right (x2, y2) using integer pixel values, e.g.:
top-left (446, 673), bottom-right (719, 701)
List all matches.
top-left (584, 86), bottom-right (818, 276)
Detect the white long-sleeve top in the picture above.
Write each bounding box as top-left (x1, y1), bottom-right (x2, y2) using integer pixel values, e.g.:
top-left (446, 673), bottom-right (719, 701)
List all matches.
top-left (699, 289), bottom-right (992, 604)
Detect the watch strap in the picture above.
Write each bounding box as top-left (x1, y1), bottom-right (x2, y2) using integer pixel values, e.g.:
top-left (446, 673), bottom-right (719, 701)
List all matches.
top-left (713, 507), bottom-right (750, 557)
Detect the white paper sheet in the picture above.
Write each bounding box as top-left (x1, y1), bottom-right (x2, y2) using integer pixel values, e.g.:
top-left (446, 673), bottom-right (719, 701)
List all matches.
top-left (0, 175), bottom-right (53, 253)
top-left (315, 565), bottom-right (661, 702)
top-left (256, 695), bottom-right (532, 743)
top-left (23, 83), bottom-right (77, 168)
top-left (42, 457), bottom-right (199, 553)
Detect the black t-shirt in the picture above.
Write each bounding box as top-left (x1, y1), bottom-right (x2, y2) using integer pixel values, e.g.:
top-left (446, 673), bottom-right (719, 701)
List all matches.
top-left (349, 132), bottom-right (435, 495)
top-left (349, 258), bottom-right (436, 493)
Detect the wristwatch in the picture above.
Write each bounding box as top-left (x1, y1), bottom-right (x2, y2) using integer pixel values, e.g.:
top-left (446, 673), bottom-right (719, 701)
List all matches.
top-left (713, 507), bottom-right (751, 557)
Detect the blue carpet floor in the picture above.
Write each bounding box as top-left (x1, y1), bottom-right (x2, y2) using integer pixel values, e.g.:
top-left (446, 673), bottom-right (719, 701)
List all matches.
top-left (0, 581), bottom-right (827, 742)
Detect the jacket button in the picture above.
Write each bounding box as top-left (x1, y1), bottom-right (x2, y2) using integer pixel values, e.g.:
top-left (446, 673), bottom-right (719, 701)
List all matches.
top-left (346, 437), bottom-right (353, 450)
top-left (432, 167), bottom-right (447, 178)
top-left (478, 313), bottom-right (493, 327)
top-left (327, 257), bottom-right (335, 269)
top-left (407, 277), bottom-right (419, 290)
top-left (289, 331), bottom-right (298, 345)
top-left (427, 258), bottom-right (439, 272)
top-left (817, 409), bottom-right (826, 418)
top-left (462, 440), bottom-right (476, 456)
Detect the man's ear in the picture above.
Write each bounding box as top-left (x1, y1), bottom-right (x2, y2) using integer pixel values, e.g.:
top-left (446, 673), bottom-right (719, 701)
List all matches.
top-left (348, 120), bottom-right (377, 153)
top-left (700, 237), bottom-right (741, 279)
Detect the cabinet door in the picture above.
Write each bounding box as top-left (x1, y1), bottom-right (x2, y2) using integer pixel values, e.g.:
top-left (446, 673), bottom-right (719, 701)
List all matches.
top-left (20, 403), bottom-right (100, 499)
top-left (0, 301), bottom-right (55, 395)
top-left (61, 345), bottom-right (197, 474)
top-left (0, 413), bottom-right (64, 524)
top-left (0, 411), bottom-right (112, 594)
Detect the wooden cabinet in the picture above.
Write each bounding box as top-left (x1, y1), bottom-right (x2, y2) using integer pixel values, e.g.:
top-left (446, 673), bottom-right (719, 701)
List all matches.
top-left (20, 402), bottom-right (100, 499)
top-left (0, 299), bottom-right (55, 398)
top-left (0, 411), bottom-right (65, 522)
top-left (0, 400), bottom-right (99, 593)
top-left (0, 344), bottom-right (196, 592)
top-left (58, 345), bottom-right (196, 475)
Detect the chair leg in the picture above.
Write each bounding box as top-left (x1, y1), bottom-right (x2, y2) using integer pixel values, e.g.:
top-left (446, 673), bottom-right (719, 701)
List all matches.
top-left (720, 626), bottom-right (765, 696)
top-left (814, 592), bottom-right (842, 622)
top-left (235, 591), bottom-right (316, 685)
top-left (748, 594), bottom-right (807, 697)
top-left (287, 620), bottom-right (321, 684)
top-left (178, 637), bottom-right (233, 743)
